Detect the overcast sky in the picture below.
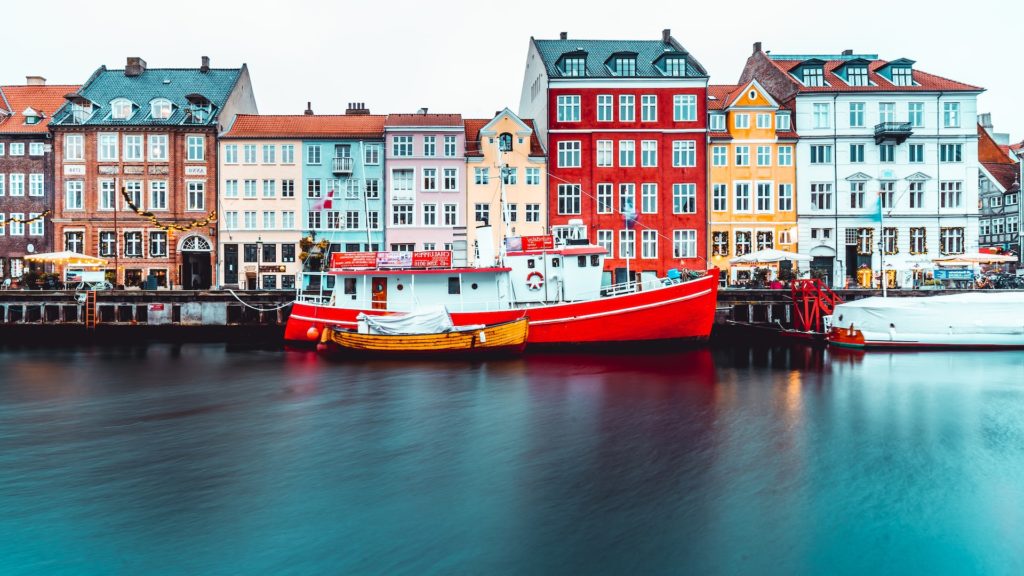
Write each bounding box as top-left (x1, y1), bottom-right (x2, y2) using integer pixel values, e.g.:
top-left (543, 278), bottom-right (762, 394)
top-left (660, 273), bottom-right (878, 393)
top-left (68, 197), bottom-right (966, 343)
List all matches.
top-left (4, 0), bottom-right (1020, 143)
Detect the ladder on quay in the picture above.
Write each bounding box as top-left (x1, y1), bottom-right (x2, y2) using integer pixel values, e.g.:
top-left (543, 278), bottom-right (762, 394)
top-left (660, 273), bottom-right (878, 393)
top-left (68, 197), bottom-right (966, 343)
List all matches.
top-left (84, 290), bottom-right (98, 329)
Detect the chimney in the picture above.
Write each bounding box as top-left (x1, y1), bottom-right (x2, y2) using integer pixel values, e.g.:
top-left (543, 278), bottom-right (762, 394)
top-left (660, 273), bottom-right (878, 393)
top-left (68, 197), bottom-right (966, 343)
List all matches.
top-left (753, 41), bottom-right (762, 54)
top-left (346, 102), bottom-right (370, 115)
top-left (841, 49), bottom-right (853, 56)
top-left (125, 57), bottom-right (147, 77)
top-left (979, 112), bottom-right (992, 129)
top-left (25, 76), bottom-right (46, 86)
top-left (417, 107), bottom-right (428, 115)
top-left (200, 56), bottom-right (210, 73)
top-left (662, 29), bottom-right (671, 44)
top-left (304, 102), bottom-right (314, 116)
top-left (559, 31), bottom-right (567, 40)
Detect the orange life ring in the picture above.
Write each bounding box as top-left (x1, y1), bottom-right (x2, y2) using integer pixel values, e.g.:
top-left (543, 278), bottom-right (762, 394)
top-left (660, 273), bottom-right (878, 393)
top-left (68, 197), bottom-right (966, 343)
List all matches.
top-left (526, 271), bottom-right (544, 290)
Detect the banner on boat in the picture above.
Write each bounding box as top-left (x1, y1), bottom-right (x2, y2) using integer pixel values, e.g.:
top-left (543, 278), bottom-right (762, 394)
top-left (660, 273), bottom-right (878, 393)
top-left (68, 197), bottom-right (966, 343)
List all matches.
top-left (331, 250), bottom-right (452, 270)
top-left (505, 235), bottom-right (555, 252)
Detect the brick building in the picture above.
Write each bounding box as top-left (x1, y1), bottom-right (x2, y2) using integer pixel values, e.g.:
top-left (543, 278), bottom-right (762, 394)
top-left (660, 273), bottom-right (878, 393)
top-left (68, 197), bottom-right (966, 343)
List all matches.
top-left (0, 77), bottom-right (79, 281)
top-left (49, 56), bottom-right (256, 288)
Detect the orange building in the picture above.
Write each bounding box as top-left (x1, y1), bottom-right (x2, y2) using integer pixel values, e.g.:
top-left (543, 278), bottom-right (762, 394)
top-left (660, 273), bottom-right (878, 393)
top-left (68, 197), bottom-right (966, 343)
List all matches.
top-left (707, 80), bottom-right (797, 283)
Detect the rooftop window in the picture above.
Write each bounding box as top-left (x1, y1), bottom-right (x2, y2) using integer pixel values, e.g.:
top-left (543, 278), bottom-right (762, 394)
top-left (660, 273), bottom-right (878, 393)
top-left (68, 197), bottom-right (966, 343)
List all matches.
top-left (612, 57), bottom-right (637, 77)
top-left (663, 57), bottom-right (686, 77)
top-left (150, 98), bottom-right (173, 120)
top-left (562, 57), bottom-right (586, 77)
top-left (70, 102), bottom-right (93, 124)
top-left (802, 67), bottom-right (824, 87)
top-left (111, 98), bottom-right (135, 120)
top-left (847, 66), bottom-right (869, 86)
top-left (891, 67), bottom-right (913, 86)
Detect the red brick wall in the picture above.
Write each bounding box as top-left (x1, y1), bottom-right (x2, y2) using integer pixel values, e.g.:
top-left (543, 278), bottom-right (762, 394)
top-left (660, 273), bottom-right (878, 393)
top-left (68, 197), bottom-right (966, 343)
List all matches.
top-left (0, 135), bottom-right (55, 276)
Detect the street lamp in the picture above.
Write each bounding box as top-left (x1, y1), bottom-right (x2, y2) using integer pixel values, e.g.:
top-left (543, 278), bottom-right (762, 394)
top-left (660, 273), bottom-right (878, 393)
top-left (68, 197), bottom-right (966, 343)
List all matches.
top-left (256, 235), bottom-right (263, 291)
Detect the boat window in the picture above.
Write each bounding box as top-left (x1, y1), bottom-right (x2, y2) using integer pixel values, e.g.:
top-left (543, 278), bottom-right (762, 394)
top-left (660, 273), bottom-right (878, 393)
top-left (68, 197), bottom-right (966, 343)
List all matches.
top-left (448, 277), bottom-right (461, 295)
top-left (527, 259), bottom-right (536, 269)
top-left (591, 255), bottom-right (600, 266)
top-left (471, 283), bottom-right (478, 290)
top-left (577, 256), bottom-right (587, 267)
top-left (343, 278), bottom-right (356, 295)
top-left (396, 284), bottom-right (404, 291)
top-left (552, 258), bottom-right (561, 268)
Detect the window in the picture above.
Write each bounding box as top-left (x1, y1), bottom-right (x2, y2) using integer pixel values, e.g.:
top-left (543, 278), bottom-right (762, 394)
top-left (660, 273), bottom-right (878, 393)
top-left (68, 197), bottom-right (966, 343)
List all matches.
top-left (443, 135), bottom-right (457, 157)
top-left (879, 102), bottom-right (895, 124)
top-left (734, 146), bottom-right (750, 166)
top-left (563, 57), bottom-right (586, 77)
top-left (122, 231), bottom-right (142, 258)
top-left (733, 231), bottom-right (753, 256)
top-left (776, 113), bottom-right (791, 132)
top-left (422, 203), bottom-right (437, 226)
top-left (264, 211), bottom-right (277, 229)
top-left (224, 144), bottom-right (238, 163)
top-left (850, 181), bottom-right (865, 209)
top-left (802, 67), bottom-right (824, 87)
top-left (525, 203), bottom-right (540, 222)
top-left (282, 211), bottom-right (296, 229)
top-left (421, 135), bottom-right (436, 156)
top-left (709, 114), bottom-right (726, 131)
top-left (27, 214), bottom-right (43, 237)
top-left (847, 66), bottom-right (869, 86)
top-left (618, 230), bottom-right (635, 258)
top-left (124, 180), bottom-right (142, 209)
top-left (641, 95), bottom-right (660, 122)
top-left (850, 144), bottom-right (865, 163)
top-left (891, 67), bottom-right (913, 86)
top-left (641, 140), bottom-right (658, 167)
top-left (149, 181), bottom-right (167, 210)
top-left (756, 113), bottom-right (771, 129)
top-left (909, 144), bottom-right (924, 163)
top-left (734, 113), bottom-right (750, 129)
top-left (557, 95), bottom-right (581, 122)
top-left (810, 145), bottom-right (832, 164)
top-left (712, 184), bottom-right (727, 211)
top-left (6, 174), bottom-right (23, 196)
top-left (391, 169), bottom-right (413, 198)
top-left (613, 57), bottom-right (636, 76)
top-left (365, 179), bottom-right (379, 199)
top-left (65, 179), bottom-right (83, 208)
top-left (185, 135), bottom-right (204, 161)
top-left (940, 144), bottom-right (962, 163)
top-left (98, 180), bottom-right (115, 210)
top-left (263, 179), bottom-right (276, 198)
top-left (597, 95), bottom-right (613, 121)
top-left (596, 230), bottom-right (613, 256)
top-left (474, 203), bottom-right (490, 223)
top-left (148, 134), bottom-right (168, 161)
top-left (557, 141), bottom-right (581, 168)
top-left (908, 102), bottom-right (924, 128)
top-left (778, 184), bottom-right (793, 211)
top-left (672, 183), bottom-right (695, 214)
top-left (256, 144), bottom-right (274, 164)
top-left (244, 179), bottom-right (257, 198)
top-left (187, 182), bottom-right (205, 211)
top-left (619, 95), bottom-right (635, 122)
top-left (1008, 216), bottom-right (1019, 234)
top-left (246, 211), bottom-right (261, 230)
top-left (618, 183), bottom-right (635, 214)
top-left (810, 228), bottom-right (832, 241)
top-left (756, 230), bottom-right (774, 251)
top-left (442, 168), bottom-right (457, 191)
top-left (499, 133), bottom-right (515, 153)
top-left (909, 181), bottom-right (925, 208)
top-left (149, 98), bottom-right (172, 120)
top-left (993, 218), bottom-right (1004, 234)
top-left (943, 102), bottom-right (961, 128)
top-left (847, 102), bottom-right (865, 128)
top-left (663, 57), bottom-right (686, 76)
top-left (243, 244), bottom-right (258, 263)
top-left (940, 181), bottom-right (963, 208)
top-left (115, 135), bottom-right (141, 162)
top-left (443, 203), bottom-right (458, 226)
top-left (280, 145), bottom-right (295, 164)
top-left (856, 228), bottom-right (873, 255)
top-left (755, 183), bottom-right (772, 212)
top-left (813, 103), bottom-right (831, 128)
top-left (597, 183), bottom-right (613, 214)
top-left (811, 183), bottom-right (832, 210)
top-left (664, 140), bottom-right (693, 168)
top-left (906, 227), bottom-right (925, 254)
top-left (98, 133), bottom-right (118, 161)
top-left (64, 134), bottom-right (84, 160)
top-left (712, 146), bottom-right (727, 166)
top-left (526, 167), bottom-right (541, 185)
top-left (305, 144), bottom-right (322, 165)
top-left (474, 167), bottom-right (490, 185)
top-left (641, 230), bottom-right (658, 259)
top-left (672, 94), bottom-right (697, 122)
top-left (880, 181), bottom-right (895, 209)
top-left (422, 168), bottom-right (437, 191)
top-left (639, 183), bottom-right (658, 214)
top-left (940, 227), bottom-right (964, 254)
top-left (711, 231), bottom-right (729, 257)
top-left (778, 146), bottom-right (793, 166)
top-left (65, 231), bottom-right (84, 253)
top-left (618, 140), bottom-right (635, 167)
top-left (222, 179), bottom-right (238, 199)
top-left (391, 204), bottom-right (414, 226)
top-left (503, 203), bottom-right (518, 223)
top-left (558, 184), bottom-right (581, 214)
top-left (97, 231), bottom-right (116, 257)
top-left (111, 98), bottom-right (134, 120)
top-left (879, 144), bottom-right (895, 163)
top-left (25, 173), bottom-right (43, 197)
top-left (756, 146), bottom-right (771, 166)
top-left (281, 245), bottom-right (297, 264)
top-left (360, 144), bottom-right (379, 165)
top-left (734, 183), bottom-right (751, 212)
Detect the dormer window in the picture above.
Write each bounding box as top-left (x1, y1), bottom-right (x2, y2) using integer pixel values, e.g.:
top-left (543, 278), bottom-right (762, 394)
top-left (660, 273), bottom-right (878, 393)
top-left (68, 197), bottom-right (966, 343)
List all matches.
top-left (150, 98), bottom-right (173, 120)
top-left (70, 102), bottom-right (93, 124)
top-left (187, 104), bottom-right (211, 124)
top-left (847, 66), bottom-right (869, 86)
top-left (22, 107), bottom-right (41, 125)
top-left (709, 113), bottom-right (725, 131)
top-left (891, 67), bottom-right (913, 86)
top-left (802, 68), bottom-right (824, 87)
top-left (776, 112), bottom-right (791, 131)
top-left (562, 57), bottom-right (586, 77)
top-left (612, 57), bottom-right (636, 77)
top-left (664, 57), bottom-right (686, 77)
top-left (111, 98), bottom-right (135, 120)
top-left (498, 133), bottom-right (513, 152)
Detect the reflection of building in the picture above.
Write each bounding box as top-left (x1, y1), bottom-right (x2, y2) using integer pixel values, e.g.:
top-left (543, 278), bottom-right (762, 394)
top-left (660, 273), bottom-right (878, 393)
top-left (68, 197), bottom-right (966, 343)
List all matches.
top-left (519, 30), bottom-right (710, 285)
top-left (0, 77), bottom-right (78, 279)
top-left (464, 108), bottom-right (547, 265)
top-left (50, 56), bottom-right (256, 288)
top-left (740, 43), bottom-right (982, 288)
top-left (707, 81), bottom-right (798, 283)
top-left (976, 114), bottom-right (1020, 260)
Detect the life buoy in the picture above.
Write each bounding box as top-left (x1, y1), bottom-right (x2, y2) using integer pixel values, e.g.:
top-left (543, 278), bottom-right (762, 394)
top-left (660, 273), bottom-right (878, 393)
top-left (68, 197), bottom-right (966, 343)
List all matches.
top-left (526, 271), bottom-right (544, 290)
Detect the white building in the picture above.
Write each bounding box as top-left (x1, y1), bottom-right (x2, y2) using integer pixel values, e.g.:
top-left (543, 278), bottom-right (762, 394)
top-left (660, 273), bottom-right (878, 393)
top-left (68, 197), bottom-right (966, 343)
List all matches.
top-left (740, 44), bottom-right (983, 287)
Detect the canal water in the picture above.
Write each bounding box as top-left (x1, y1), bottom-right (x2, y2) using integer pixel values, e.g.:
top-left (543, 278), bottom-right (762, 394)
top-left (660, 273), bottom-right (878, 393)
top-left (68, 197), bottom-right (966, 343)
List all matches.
top-left (1, 344), bottom-right (1023, 575)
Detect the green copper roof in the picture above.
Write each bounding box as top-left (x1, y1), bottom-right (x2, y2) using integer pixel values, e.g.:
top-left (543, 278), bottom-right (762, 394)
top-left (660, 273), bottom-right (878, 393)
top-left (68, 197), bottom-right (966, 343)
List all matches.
top-left (52, 66), bottom-right (243, 126)
top-left (534, 38), bottom-right (708, 79)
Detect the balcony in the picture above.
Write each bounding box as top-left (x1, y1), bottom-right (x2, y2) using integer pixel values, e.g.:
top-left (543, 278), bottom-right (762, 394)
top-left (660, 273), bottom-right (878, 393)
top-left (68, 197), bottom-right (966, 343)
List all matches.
top-left (874, 122), bottom-right (913, 145)
top-left (332, 156), bottom-right (353, 175)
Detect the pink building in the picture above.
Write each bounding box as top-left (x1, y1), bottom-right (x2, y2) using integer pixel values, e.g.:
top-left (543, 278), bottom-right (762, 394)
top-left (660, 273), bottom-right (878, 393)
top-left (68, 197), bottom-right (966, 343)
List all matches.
top-left (384, 112), bottom-right (466, 260)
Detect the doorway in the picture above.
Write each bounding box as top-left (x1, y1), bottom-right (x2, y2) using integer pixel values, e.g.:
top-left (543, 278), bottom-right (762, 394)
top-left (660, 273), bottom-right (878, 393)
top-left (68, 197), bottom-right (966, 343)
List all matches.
top-left (183, 253), bottom-right (212, 290)
top-left (371, 276), bottom-right (387, 310)
top-left (224, 244), bottom-right (238, 286)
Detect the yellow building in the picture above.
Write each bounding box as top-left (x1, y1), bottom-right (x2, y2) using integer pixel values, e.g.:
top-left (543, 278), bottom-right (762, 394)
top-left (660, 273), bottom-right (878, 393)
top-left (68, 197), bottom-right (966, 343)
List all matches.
top-left (707, 80), bottom-right (798, 284)
top-left (464, 108), bottom-right (547, 265)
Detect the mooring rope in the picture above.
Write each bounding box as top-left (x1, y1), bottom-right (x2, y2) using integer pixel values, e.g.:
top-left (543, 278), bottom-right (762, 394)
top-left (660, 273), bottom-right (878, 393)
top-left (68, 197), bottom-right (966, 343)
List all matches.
top-left (226, 289), bottom-right (296, 312)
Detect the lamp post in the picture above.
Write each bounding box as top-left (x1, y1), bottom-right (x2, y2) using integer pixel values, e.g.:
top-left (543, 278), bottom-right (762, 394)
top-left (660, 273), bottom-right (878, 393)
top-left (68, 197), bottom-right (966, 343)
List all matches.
top-left (256, 235), bottom-right (263, 291)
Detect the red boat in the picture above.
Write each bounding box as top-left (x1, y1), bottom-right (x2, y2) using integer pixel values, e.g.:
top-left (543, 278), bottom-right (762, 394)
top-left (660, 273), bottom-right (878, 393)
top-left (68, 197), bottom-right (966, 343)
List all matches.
top-left (284, 230), bottom-right (719, 347)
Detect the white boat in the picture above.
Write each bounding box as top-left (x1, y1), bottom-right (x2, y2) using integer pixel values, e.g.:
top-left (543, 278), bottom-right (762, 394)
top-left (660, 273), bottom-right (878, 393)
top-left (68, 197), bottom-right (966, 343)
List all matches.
top-left (827, 292), bottom-right (1024, 349)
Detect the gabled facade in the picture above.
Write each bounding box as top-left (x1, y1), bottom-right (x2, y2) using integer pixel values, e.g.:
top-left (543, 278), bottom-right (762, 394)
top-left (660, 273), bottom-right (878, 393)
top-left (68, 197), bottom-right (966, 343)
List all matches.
top-left (519, 30), bottom-right (710, 285)
top-left (464, 108), bottom-right (547, 265)
top-left (707, 81), bottom-right (798, 283)
top-left (383, 112), bottom-right (466, 257)
top-left (739, 43), bottom-right (984, 288)
top-left (977, 121), bottom-right (1020, 257)
top-left (50, 56), bottom-right (257, 288)
top-left (0, 77), bottom-right (79, 281)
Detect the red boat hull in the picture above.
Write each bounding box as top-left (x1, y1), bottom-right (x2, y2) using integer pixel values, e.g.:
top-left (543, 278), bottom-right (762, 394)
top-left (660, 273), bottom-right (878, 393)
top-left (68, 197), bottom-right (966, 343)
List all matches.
top-left (285, 272), bottom-right (719, 346)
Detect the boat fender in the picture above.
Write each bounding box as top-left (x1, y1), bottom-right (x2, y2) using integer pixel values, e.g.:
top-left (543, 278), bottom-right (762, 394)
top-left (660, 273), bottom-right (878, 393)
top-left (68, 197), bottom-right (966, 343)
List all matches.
top-left (306, 326), bottom-right (320, 341)
top-left (479, 331), bottom-right (487, 343)
top-left (526, 271), bottom-right (544, 291)
top-left (847, 324), bottom-right (855, 337)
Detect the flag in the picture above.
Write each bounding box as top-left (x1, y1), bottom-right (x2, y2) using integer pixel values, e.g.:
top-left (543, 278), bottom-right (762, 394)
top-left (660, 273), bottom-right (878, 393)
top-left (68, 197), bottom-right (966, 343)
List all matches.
top-left (312, 188), bottom-right (335, 211)
top-left (869, 192), bottom-right (882, 223)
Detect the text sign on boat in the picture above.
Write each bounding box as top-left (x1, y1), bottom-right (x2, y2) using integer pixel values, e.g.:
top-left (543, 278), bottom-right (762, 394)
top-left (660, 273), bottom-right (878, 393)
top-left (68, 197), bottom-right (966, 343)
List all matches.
top-left (411, 251), bottom-right (452, 268)
top-left (375, 252), bottom-right (413, 268)
top-left (331, 250), bottom-right (453, 269)
top-left (521, 235), bottom-right (555, 251)
top-left (330, 252), bottom-right (379, 269)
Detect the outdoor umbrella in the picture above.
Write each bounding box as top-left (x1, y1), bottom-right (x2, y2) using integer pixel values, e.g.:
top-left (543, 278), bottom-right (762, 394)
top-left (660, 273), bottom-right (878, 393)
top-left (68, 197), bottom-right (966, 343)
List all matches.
top-left (24, 251), bottom-right (108, 267)
top-left (730, 248), bottom-right (812, 265)
top-left (933, 252), bottom-right (1017, 266)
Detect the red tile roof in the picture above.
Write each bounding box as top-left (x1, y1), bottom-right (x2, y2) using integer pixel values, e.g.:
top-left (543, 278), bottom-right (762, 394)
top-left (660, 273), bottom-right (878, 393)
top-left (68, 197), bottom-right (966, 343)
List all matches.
top-left (385, 113), bottom-right (463, 127)
top-left (767, 58), bottom-right (982, 93)
top-left (981, 162), bottom-right (1020, 192)
top-left (707, 84), bottom-right (739, 110)
top-left (464, 117), bottom-right (546, 157)
top-left (978, 124), bottom-right (1016, 165)
top-left (0, 84), bottom-right (80, 134)
top-left (223, 114), bottom-right (386, 139)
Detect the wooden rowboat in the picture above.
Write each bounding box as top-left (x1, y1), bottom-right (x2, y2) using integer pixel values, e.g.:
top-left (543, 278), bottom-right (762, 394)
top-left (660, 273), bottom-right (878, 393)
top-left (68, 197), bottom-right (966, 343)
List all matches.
top-left (319, 318), bottom-right (529, 357)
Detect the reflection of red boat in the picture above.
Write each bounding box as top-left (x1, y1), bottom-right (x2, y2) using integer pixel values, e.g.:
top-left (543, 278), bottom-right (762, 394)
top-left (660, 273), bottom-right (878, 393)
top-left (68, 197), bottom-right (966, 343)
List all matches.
top-left (285, 228), bottom-right (719, 347)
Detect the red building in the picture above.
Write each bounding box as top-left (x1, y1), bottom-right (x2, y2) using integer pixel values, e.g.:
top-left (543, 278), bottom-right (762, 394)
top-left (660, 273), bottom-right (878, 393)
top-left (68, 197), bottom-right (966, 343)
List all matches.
top-left (519, 30), bottom-right (709, 285)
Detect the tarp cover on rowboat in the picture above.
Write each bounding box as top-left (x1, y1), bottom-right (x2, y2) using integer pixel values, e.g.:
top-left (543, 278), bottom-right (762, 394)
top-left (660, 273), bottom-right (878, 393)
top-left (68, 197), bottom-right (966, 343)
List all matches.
top-left (357, 305), bottom-right (455, 335)
top-left (830, 292), bottom-right (1024, 337)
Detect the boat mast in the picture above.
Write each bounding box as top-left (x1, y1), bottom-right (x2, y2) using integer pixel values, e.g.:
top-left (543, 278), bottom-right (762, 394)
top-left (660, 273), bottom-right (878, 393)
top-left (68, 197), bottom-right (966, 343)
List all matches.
top-left (497, 146), bottom-right (511, 264)
top-left (879, 192), bottom-right (887, 298)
